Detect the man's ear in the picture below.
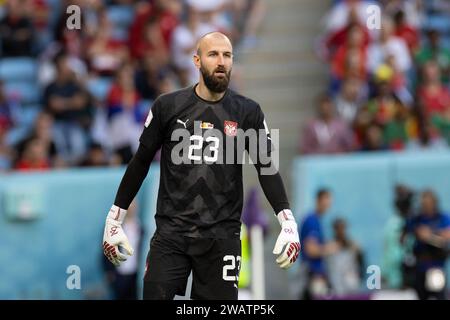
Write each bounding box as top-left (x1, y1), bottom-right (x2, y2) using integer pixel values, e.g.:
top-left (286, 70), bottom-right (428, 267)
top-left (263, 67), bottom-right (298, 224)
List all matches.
top-left (193, 54), bottom-right (200, 69)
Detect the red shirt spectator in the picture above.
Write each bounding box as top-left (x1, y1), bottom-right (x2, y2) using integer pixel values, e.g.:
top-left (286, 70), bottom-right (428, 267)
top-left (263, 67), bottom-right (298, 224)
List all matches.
top-left (15, 138), bottom-right (51, 171)
top-left (325, 6), bottom-right (371, 59)
top-left (331, 25), bottom-right (368, 81)
top-left (393, 10), bottom-right (419, 55)
top-left (418, 87), bottom-right (450, 116)
top-left (128, 1), bottom-right (179, 60)
top-left (417, 61), bottom-right (450, 116)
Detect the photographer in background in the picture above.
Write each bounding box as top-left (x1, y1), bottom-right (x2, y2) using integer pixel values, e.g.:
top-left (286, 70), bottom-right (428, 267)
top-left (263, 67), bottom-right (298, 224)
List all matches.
top-left (405, 190), bottom-right (450, 299)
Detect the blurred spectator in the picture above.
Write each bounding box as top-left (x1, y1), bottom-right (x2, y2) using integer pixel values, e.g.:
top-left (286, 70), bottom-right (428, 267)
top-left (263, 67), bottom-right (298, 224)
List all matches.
top-left (364, 69), bottom-right (404, 127)
top-left (298, 188), bottom-right (339, 299)
top-left (367, 18), bottom-right (411, 75)
top-left (393, 10), bottom-right (419, 55)
top-left (334, 76), bottom-right (368, 124)
top-left (405, 190), bottom-right (450, 300)
top-left (0, 119), bottom-right (12, 171)
top-left (327, 218), bottom-right (364, 296)
top-left (135, 15), bottom-right (171, 68)
top-left (406, 116), bottom-right (448, 152)
top-left (134, 54), bottom-right (159, 101)
top-left (79, 142), bottom-right (109, 167)
top-left (382, 0), bottom-right (424, 28)
top-left (323, 0), bottom-right (377, 35)
top-left (415, 29), bottom-right (450, 85)
top-left (0, 0), bottom-right (34, 57)
top-left (384, 55), bottom-right (412, 105)
top-left (331, 24), bottom-right (368, 83)
top-left (43, 51), bottom-right (93, 164)
top-left (383, 100), bottom-right (415, 150)
top-left (15, 111), bottom-right (63, 168)
top-left (360, 123), bottom-right (387, 151)
top-left (86, 10), bottom-right (129, 76)
top-left (323, 6), bottom-right (371, 61)
top-left (171, 5), bottom-right (216, 86)
top-left (431, 107), bottom-right (450, 146)
top-left (383, 184), bottom-right (415, 289)
top-left (156, 69), bottom-right (177, 97)
top-left (106, 63), bottom-right (142, 163)
top-left (103, 200), bottom-right (143, 300)
top-left (416, 61), bottom-right (450, 117)
top-left (128, 0), bottom-right (179, 61)
top-left (14, 137), bottom-right (51, 171)
top-left (301, 94), bottom-right (355, 154)
top-left (0, 80), bottom-right (17, 129)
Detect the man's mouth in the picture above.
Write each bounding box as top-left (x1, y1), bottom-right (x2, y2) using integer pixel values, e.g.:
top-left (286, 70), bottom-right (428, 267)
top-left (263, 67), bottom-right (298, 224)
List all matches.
top-left (214, 71), bottom-right (227, 79)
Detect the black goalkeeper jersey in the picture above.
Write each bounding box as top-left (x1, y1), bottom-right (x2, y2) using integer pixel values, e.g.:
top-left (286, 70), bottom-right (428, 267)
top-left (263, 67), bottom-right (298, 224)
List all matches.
top-left (139, 84), bottom-right (272, 238)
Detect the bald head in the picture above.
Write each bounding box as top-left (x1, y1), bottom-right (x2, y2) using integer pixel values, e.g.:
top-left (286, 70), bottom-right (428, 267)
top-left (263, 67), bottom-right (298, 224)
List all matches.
top-left (193, 31), bottom-right (233, 93)
top-left (196, 32), bottom-right (233, 56)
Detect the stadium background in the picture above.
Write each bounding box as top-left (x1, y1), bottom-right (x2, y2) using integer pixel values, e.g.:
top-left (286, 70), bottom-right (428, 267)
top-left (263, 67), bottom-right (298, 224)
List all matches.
top-left (0, 0), bottom-right (449, 299)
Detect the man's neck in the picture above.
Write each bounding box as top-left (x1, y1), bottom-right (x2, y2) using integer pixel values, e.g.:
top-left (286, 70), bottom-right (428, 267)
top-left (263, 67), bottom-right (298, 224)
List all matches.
top-left (195, 82), bottom-right (225, 102)
top-left (315, 208), bottom-right (325, 216)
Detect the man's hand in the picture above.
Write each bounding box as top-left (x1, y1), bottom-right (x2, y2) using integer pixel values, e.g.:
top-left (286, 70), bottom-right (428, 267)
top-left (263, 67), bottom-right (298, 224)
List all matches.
top-left (103, 205), bottom-right (134, 266)
top-left (273, 209), bottom-right (301, 269)
top-left (416, 225), bottom-right (433, 242)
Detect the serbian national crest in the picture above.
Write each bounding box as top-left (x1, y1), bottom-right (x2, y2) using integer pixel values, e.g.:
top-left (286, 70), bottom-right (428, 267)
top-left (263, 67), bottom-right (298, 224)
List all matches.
top-left (224, 120), bottom-right (238, 137)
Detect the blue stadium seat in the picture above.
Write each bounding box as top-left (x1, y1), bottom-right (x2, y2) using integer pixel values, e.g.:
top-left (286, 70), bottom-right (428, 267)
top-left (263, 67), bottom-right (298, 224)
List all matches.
top-left (4, 82), bottom-right (41, 104)
top-left (0, 58), bottom-right (37, 83)
top-left (19, 104), bottom-right (42, 126)
top-left (107, 6), bottom-right (135, 41)
top-left (424, 15), bottom-right (450, 34)
top-left (442, 36), bottom-right (450, 49)
top-left (107, 6), bottom-right (135, 29)
top-left (87, 77), bottom-right (113, 102)
top-left (5, 126), bottom-right (30, 147)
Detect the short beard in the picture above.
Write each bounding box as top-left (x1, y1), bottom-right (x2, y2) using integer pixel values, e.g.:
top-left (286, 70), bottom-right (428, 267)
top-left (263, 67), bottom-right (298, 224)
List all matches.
top-left (200, 65), bottom-right (231, 93)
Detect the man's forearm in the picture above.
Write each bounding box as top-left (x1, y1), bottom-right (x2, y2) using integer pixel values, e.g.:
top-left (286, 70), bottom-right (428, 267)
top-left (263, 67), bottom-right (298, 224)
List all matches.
top-left (114, 143), bottom-right (155, 209)
top-left (255, 164), bottom-right (290, 214)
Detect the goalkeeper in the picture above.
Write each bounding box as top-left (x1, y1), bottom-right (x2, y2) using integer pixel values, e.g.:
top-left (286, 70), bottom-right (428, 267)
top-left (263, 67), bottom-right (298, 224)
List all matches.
top-left (103, 32), bottom-right (300, 300)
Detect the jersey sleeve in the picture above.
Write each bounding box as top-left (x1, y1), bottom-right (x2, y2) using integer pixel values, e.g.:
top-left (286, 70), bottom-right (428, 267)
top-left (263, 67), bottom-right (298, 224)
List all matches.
top-left (247, 103), bottom-right (290, 214)
top-left (301, 218), bottom-right (321, 243)
top-left (439, 214), bottom-right (450, 230)
top-left (139, 98), bottom-right (165, 153)
top-left (250, 103), bottom-right (273, 158)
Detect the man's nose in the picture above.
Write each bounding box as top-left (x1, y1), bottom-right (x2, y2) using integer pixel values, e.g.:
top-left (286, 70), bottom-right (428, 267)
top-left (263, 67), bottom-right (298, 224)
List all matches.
top-left (217, 54), bottom-right (225, 66)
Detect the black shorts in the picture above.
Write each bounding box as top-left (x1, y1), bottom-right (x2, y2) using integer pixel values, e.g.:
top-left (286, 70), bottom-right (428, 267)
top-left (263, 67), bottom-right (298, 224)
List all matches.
top-left (143, 231), bottom-right (242, 300)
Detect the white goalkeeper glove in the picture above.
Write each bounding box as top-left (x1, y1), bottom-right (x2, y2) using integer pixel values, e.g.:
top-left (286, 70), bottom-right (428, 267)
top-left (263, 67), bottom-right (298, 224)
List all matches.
top-left (273, 209), bottom-right (301, 269)
top-left (103, 205), bottom-right (134, 266)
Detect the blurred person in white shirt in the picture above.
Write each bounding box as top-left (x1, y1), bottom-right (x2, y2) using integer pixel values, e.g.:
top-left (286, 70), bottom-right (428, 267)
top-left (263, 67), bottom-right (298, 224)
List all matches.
top-left (171, 5), bottom-right (216, 86)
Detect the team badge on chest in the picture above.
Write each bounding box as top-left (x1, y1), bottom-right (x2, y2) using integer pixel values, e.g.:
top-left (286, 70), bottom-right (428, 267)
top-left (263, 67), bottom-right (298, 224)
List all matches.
top-left (224, 120), bottom-right (238, 136)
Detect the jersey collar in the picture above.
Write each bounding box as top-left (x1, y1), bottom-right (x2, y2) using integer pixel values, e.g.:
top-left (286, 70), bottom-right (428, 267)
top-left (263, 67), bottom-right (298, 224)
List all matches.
top-left (192, 83), bottom-right (229, 105)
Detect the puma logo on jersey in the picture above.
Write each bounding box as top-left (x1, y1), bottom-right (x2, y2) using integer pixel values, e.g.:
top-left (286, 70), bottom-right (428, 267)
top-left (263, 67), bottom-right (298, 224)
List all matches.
top-left (177, 118), bottom-right (189, 128)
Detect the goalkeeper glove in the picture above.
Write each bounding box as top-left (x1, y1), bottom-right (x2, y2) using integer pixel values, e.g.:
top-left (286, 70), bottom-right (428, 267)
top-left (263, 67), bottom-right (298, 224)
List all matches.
top-left (103, 205), bottom-right (134, 266)
top-left (273, 209), bottom-right (301, 269)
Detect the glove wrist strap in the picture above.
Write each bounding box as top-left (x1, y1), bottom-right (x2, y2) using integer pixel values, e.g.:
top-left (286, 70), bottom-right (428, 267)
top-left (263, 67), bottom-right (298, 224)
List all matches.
top-left (107, 205), bottom-right (127, 224)
top-left (277, 209), bottom-right (295, 225)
